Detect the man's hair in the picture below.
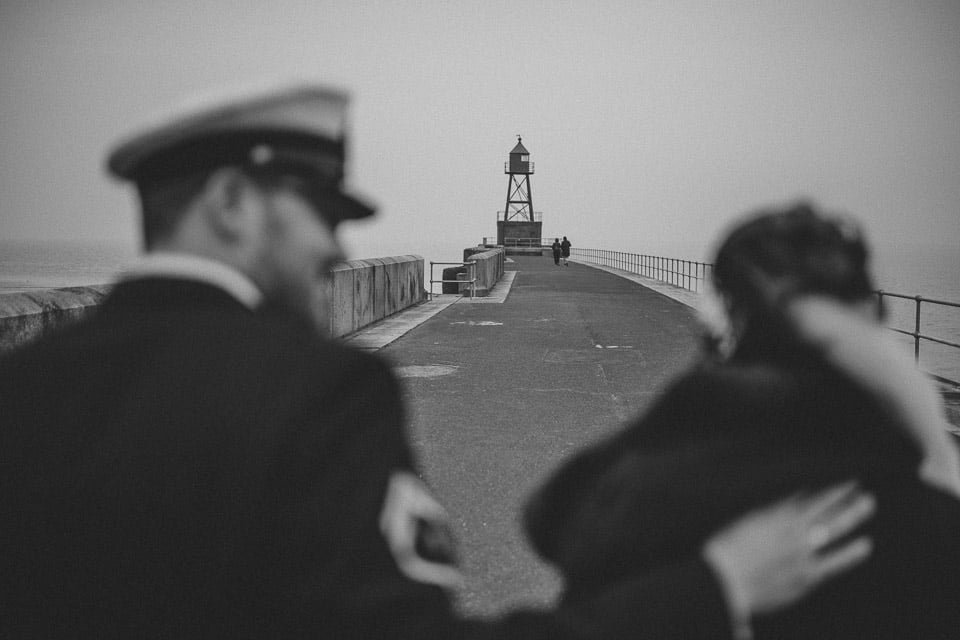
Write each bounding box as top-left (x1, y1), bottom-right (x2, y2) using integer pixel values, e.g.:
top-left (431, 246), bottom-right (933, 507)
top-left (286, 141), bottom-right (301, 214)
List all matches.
top-left (712, 202), bottom-right (875, 317)
top-left (136, 172), bottom-right (212, 248)
top-left (136, 165), bottom-right (280, 248)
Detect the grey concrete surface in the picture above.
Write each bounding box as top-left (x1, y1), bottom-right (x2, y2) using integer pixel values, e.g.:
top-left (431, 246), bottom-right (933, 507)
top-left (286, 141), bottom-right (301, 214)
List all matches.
top-left (377, 255), bottom-right (704, 616)
top-left (0, 285), bottom-right (111, 353)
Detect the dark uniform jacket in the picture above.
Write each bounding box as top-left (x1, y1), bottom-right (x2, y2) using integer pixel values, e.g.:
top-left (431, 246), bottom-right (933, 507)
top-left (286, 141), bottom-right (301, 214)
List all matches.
top-left (525, 336), bottom-right (960, 639)
top-left (0, 277), bottom-right (736, 639)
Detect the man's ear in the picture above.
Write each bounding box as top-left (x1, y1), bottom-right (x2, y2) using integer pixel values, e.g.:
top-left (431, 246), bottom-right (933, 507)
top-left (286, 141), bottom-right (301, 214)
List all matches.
top-left (198, 167), bottom-right (262, 242)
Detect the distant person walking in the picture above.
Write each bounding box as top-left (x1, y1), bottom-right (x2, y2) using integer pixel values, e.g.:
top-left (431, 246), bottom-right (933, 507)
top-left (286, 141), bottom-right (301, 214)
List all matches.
top-left (560, 236), bottom-right (571, 266)
top-left (551, 238), bottom-right (562, 265)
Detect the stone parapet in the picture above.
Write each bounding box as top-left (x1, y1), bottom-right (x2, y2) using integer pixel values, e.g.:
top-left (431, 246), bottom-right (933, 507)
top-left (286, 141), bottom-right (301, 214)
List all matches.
top-left (0, 256), bottom-right (427, 352)
top-left (459, 248), bottom-right (505, 297)
top-left (0, 286), bottom-right (111, 353)
top-left (328, 255), bottom-right (426, 338)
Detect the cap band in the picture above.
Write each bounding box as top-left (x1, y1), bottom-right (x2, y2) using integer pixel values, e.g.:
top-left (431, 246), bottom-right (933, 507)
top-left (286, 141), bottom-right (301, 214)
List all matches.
top-left (129, 129), bottom-right (344, 186)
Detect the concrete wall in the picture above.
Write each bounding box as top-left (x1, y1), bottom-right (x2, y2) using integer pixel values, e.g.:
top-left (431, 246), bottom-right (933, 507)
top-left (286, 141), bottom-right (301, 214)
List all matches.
top-left (459, 248), bottom-right (505, 297)
top-left (0, 256), bottom-right (426, 352)
top-left (0, 286), bottom-right (112, 353)
top-left (327, 255), bottom-right (426, 338)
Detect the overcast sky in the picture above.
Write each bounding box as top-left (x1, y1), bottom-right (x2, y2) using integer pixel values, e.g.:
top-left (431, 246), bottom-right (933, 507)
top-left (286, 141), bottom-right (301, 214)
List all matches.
top-left (1, 1), bottom-right (958, 263)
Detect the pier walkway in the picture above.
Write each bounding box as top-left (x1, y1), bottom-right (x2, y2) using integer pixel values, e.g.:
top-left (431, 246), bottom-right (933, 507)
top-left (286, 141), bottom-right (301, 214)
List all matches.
top-left (353, 255), bottom-right (706, 616)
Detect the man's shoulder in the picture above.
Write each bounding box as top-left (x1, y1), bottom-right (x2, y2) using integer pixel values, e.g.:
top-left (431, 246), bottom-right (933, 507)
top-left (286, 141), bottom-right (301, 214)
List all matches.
top-left (250, 311), bottom-right (386, 368)
top-left (0, 298), bottom-right (392, 390)
top-left (208, 311), bottom-right (397, 400)
top-left (660, 361), bottom-right (798, 410)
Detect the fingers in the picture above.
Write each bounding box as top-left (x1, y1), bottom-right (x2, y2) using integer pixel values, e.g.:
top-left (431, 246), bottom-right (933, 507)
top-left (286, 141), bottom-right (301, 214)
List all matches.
top-left (796, 483), bottom-right (876, 590)
top-left (701, 482), bottom-right (878, 618)
top-left (799, 482), bottom-right (876, 546)
top-left (806, 536), bottom-right (873, 587)
top-left (797, 480), bottom-right (861, 518)
top-left (816, 492), bottom-right (876, 546)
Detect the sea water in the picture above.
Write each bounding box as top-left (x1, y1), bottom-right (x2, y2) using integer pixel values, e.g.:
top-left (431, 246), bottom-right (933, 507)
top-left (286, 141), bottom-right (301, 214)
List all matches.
top-left (0, 240), bottom-right (136, 292)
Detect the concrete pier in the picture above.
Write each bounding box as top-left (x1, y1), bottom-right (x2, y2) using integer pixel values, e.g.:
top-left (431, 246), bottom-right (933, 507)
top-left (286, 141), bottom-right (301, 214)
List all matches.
top-left (373, 256), bottom-right (705, 616)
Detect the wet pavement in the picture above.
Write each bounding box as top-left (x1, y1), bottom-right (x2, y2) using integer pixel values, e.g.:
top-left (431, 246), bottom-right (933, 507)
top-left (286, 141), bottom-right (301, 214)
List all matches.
top-left (374, 255), bottom-right (704, 616)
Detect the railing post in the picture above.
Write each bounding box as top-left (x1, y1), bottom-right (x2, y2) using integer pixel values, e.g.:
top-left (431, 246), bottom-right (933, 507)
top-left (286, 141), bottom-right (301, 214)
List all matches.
top-left (914, 296), bottom-right (922, 363)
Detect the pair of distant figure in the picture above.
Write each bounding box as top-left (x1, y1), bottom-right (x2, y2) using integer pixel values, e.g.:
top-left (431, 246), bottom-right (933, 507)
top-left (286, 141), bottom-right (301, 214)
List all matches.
top-left (552, 236), bottom-right (571, 265)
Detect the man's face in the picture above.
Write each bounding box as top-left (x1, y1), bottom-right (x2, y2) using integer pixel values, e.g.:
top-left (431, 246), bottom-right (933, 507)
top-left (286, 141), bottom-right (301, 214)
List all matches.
top-left (253, 175), bottom-right (345, 330)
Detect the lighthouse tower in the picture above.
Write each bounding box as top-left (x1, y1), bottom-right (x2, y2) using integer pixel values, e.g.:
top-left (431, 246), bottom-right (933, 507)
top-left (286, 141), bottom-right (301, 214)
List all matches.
top-left (496, 136), bottom-right (542, 246)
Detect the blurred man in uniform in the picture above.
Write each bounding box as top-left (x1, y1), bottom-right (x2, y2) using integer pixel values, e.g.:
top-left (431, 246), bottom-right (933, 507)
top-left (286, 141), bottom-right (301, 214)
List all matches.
top-left (0, 83), bottom-right (875, 639)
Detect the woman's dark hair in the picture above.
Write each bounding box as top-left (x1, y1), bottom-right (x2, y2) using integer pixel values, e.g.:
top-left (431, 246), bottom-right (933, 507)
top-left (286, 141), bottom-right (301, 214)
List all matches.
top-left (713, 201), bottom-right (875, 315)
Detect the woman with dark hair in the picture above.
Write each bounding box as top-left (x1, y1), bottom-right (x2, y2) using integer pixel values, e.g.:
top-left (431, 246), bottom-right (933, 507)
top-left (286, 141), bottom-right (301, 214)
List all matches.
top-left (524, 202), bottom-right (960, 639)
top-left (552, 238), bottom-right (562, 266)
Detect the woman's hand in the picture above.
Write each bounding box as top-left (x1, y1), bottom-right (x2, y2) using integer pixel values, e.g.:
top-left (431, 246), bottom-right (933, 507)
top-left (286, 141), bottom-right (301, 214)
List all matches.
top-left (703, 482), bottom-right (876, 639)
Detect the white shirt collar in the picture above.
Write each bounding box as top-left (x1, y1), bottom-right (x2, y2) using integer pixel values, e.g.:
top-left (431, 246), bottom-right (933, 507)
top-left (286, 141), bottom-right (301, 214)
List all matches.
top-left (119, 252), bottom-right (264, 309)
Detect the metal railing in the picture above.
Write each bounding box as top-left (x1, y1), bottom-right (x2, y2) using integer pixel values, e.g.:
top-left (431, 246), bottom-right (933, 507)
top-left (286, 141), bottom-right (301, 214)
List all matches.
top-left (504, 162), bottom-right (534, 173)
top-left (876, 291), bottom-right (960, 383)
top-left (572, 248), bottom-right (713, 293)
top-left (571, 247), bottom-right (959, 385)
top-left (428, 261), bottom-right (476, 300)
top-left (497, 211), bottom-right (543, 222)
top-left (481, 237), bottom-right (560, 248)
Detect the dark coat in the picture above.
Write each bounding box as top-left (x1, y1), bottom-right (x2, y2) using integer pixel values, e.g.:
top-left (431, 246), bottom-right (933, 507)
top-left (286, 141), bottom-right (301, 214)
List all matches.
top-left (560, 239), bottom-right (571, 258)
top-left (525, 339), bottom-right (960, 639)
top-left (0, 277), bottom-right (735, 639)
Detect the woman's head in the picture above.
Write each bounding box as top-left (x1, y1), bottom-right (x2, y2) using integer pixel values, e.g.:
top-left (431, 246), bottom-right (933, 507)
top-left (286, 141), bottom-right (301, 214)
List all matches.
top-left (707, 202), bottom-right (878, 357)
top-left (713, 202), bottom-right (874, 312)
